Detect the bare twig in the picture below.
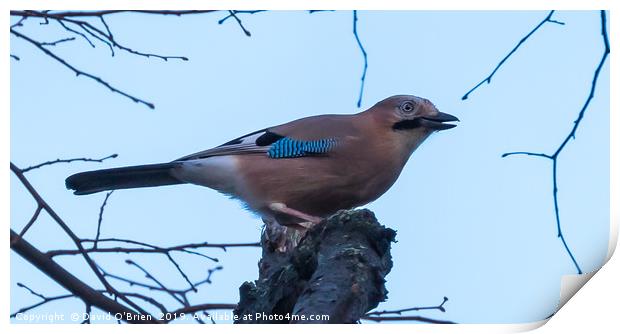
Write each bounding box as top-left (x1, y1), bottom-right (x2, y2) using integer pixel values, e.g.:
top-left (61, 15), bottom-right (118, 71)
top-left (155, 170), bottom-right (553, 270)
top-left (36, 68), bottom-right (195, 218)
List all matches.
top-left (10, 10), bottom-right (217, 18)
top-left (11, 10), bottom-right (372, 108)
top-left (11, 28), bottom-right (156, 108)
top-left (16, 11), bottom-right (190, 61)
top-left (56, 20), bottom-right (96, 47)
top-left (11, 163), bottom-right (154, 318)
top-left (82, 304), bottom-right (92, 324)
top-left (168, 303), bottom-right (237, 317)
top-left (361, 315), bottom-right (456, 324)
top-left (11, 283), bottom-right (75, 317)
top-left (48, 238), bottom-right (259, 257)
top-left (353, 10), bottom-right (368, 108)
top-left (21, 154), bottom-right (118, 173)
top-left (11, 282), bottom-right (169, 319)
top-left (18, 205), bottom-right (43, 238)
top-left (11, 54), bottom-right (21, 61)
top-left (10, 230), bottom-right (159, 323)
top-left (462, 11), bottom-right (564, 100)
top-left (365, 296), bottom-right (449, 316)
top-left (40, 37), bottom-right (76, 46)
top-left (501, 10), bottom-right (609, 274)
top-left (125, 259), bottom-right (190, 306)
top-left (218, 10), bottom-right (262, 37)
top-left (101, 265), bottom-right (222, 299)
top-left (11, 16), bottom-right (27, 28)
top-left (94, 191), bottom-right (113, 248)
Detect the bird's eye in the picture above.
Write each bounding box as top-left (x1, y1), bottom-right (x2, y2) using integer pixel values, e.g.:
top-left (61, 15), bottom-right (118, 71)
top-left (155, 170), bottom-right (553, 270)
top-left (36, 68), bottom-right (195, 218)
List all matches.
top-left (400, 101), bottom-right (416, 113)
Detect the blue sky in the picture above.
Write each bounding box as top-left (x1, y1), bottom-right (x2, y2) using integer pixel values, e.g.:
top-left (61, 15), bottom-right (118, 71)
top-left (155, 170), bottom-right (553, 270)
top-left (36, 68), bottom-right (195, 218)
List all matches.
top-left (10, 10), bottom-right (609, 323)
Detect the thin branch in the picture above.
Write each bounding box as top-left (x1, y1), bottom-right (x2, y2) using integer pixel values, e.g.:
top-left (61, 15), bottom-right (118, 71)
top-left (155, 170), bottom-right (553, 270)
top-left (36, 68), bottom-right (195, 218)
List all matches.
top-left (56, 20), bottom-right (96, 47)
top-left (11, 10), bottom-right (217, 18)
top-left (353, 10), bottom-right (368, 108)
top-left (365, 296), bottom-right (449, 316)
top-left (11, 283), bottom-right (169, 319)
top-left (12, 10), bottom-right (369, 109)
top-left (81, 304), bottom-right (92, 324)
top-left (22, 11), bottom-right (189, 61)
top-left (18, 205), bottom-right (43, 238)
top-left (501, 11), bottom-right (609, 274)
top-left (10, 163), bottom-right (154, 318)
top-left (99, 16), bottom-right (113, 39)
top-left (462, 10), bottom-right (564, 100)
top-left (218, 10), bottom-right (260, 37)
top-left (47, 238), bottom-right (259, 258)
top-left (10, 230), bottom-right (159, 323)
top-left (11, 54), bottom-right (21, 61)
top-left (40, 37), bottom-right (76, 46)
top-left (101, 265), bottom-right (221, 298)
top-left (93, 191), bottom-right (113, 248)
top-left (166, 253), bottom-right (197, 292)
top-left (21, 154), bottom-right (118, 173)
top-left (16, 282), bottom-right (47, 299)
top-left (11, 283), bottom-right (74, 317)
top-left (11, 29), bottom-right (156, 109)
top-left (362, 315), bottom-right (456, 324)
top-left (501, 151), bottom-right (552, 159)
top-left (125, 259), bottom-right (186, 306)
top-left (11, 16), bottom-right (27, 28)
top-left (60, 18), bottom-right (115, 55)
top-left (168, 303), bottom-right (237, 317)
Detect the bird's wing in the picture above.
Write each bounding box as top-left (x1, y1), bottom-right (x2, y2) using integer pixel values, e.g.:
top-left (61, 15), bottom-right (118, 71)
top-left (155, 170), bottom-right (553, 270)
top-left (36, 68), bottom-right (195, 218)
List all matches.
top-left (174, 114), bottom-right (356, 161)
top-left (174, 129), bottom-right (271, 161)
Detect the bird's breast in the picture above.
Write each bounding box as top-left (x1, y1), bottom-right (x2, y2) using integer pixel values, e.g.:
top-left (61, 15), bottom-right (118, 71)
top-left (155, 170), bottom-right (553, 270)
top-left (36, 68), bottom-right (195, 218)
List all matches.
top-left (234, 148), bottom-right (406, 218)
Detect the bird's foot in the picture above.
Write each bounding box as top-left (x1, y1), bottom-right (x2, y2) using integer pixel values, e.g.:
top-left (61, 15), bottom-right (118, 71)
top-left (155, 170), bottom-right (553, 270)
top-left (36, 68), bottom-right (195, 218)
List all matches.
top-left (268, 202), bottom-right (322, 224)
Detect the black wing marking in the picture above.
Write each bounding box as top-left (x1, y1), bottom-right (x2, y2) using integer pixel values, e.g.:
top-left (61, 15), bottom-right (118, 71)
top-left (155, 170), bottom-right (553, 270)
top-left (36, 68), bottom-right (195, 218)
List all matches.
top-left (174, 129), bottom-right (281, 161)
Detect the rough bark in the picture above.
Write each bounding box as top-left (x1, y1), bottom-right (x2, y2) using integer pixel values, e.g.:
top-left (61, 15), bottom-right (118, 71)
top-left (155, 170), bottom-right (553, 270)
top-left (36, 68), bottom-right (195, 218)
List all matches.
top-left (234, 209), bottom-right (396, 324)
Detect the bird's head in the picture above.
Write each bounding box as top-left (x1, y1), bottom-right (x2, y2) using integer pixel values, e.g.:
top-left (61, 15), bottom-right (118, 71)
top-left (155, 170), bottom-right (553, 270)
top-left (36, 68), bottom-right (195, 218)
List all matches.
top-left (371, 95), bottom-right (459, 131)
top-left (365, 94), bottom-right (459, 151)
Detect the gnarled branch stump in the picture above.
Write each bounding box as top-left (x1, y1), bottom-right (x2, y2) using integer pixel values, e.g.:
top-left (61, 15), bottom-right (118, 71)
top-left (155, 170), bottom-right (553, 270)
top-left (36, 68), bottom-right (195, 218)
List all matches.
top-left (234, 209), bottom-right (396, 324)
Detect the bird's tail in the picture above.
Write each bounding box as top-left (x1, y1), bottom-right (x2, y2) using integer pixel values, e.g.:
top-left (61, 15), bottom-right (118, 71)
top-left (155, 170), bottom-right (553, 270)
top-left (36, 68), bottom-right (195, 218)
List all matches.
top-left (65, 163), bottom-right (184, 195)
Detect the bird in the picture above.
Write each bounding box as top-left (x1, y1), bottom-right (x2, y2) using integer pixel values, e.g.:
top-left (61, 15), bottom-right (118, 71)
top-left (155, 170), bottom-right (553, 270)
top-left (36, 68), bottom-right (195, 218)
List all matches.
top-left (66, 95), bottom-right (458, 232)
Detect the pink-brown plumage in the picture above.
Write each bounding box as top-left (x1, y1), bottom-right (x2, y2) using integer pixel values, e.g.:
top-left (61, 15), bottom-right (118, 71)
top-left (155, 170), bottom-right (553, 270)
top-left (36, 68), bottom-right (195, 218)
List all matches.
top-left (66, 95), bottom-right (458, 230)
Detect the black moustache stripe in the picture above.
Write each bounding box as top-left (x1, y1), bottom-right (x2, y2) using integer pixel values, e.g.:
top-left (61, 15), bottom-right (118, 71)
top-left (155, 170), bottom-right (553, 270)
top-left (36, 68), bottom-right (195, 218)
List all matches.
top-left (392, 119), bottom-right (422, 130)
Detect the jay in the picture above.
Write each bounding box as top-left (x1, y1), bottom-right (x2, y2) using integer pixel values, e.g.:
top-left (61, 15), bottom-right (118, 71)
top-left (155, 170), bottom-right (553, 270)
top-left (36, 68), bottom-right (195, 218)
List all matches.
top-left (66, 95), bottom-right (458, 231)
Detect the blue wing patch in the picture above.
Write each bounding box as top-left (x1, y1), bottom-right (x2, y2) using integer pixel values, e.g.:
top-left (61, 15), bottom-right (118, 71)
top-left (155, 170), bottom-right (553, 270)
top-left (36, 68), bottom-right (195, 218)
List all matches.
top-left (267, 137), bottom-right (337, 159)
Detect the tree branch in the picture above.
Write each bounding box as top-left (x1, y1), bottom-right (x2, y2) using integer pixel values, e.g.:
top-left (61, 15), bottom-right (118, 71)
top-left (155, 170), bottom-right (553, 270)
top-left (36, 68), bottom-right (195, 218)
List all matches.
top-left (365, 296), bottom-right (449, 316)
top-left (361, 315), bottom-right (456, 324)
top-left (21, 153), bottom-right (118, 173)
top-left (47, 239), bottom-right (259, 258)
top-left (10, 28), bottom-right (156, 109)
top-left (500, 10), bottom-right (609, 274)
top-left (10, 10), bottom-right (217, 18)
top-left (11, 10), bottom-right (372, 109)
top-left (218, 10), bottom-right (257, 37)
top-left (93, 191), bottom-right (113, 248)
top-left (10, 162), bottom-right (154, 318)
top-left (462, 10), bottom-right (564, 100)
top-left (10, 230), bottom-right (159, 323)
top-left (100, 265), bottom-right (222, 301)
top-left (353, 10), bottom-right (368, 108)
top-left (235, 209), bottom-right (396, 323)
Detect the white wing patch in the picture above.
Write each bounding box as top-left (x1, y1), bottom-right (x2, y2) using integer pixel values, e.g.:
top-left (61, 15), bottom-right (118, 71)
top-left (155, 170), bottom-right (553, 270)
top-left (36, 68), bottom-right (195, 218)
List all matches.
top-left (175, 130), bottom-right (269, 161)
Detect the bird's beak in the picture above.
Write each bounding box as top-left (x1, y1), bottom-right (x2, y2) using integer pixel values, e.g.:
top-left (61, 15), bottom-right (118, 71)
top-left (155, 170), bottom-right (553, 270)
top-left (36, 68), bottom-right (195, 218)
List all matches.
top-left (417, 111), bottom-right (459, 130)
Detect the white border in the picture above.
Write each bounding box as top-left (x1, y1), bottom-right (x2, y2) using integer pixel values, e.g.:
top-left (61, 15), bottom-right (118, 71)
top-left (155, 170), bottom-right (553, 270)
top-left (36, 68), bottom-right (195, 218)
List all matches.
top-left (3, 1), bottom-right (617, 333)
